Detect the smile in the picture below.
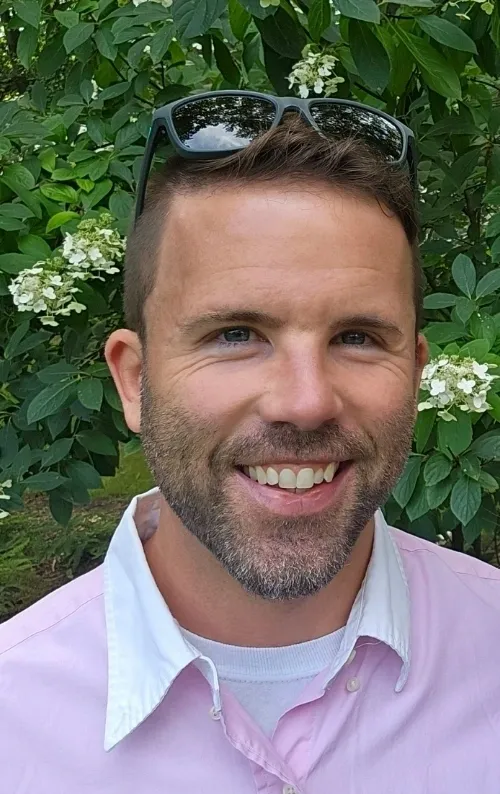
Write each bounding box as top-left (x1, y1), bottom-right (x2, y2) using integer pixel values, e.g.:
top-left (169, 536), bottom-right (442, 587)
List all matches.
top-left (241, 462), bottom-right (340, 492)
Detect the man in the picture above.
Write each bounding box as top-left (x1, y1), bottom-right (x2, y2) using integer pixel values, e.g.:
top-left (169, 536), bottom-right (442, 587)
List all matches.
top-left (1, 92), bottom-right (500, 793)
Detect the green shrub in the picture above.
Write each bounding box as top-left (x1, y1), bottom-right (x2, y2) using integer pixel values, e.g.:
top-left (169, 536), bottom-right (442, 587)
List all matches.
top-left (1, 0), bottom-right (500, 560)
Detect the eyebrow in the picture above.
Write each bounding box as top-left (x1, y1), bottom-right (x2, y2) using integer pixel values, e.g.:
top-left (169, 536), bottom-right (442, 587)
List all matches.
top-left (178, 309), bottom-right (404, 338)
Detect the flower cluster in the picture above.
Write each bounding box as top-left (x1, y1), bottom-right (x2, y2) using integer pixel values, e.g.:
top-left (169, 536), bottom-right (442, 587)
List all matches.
top-left (450, 0), bottom-right (493, 18)
top-left (418, 356), bottom-right (498, 420)
top-left (288, 47), bottom-right (345, 99)
top-left (62, 214), bottom-right (125, 280)
top-left (8, 213), bottom-right (125, 326)
top-left (259, 0), bottom-right (280, 8)
top-left (0, 479), bottom-right (12, 521)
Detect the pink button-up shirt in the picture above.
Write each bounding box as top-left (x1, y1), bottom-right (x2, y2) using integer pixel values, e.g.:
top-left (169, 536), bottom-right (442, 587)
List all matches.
top-left (2, 487), bottom-right (500, 793)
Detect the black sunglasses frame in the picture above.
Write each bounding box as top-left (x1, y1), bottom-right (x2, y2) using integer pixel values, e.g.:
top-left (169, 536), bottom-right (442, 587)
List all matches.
top-left (134, 90), bottom-right (418, 224)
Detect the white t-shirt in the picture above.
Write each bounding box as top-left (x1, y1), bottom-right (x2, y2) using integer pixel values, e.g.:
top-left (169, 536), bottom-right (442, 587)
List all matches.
top-left (181, 626), bottom-right (345, 737)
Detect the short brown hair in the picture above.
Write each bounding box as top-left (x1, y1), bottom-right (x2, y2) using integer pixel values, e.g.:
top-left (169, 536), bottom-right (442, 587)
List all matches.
top-left (124, 115), bottom-right (422, 340)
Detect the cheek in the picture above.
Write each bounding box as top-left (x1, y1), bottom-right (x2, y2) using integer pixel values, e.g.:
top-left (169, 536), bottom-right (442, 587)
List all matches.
top-left (165, 361), bottom-right (263, 424)
top-left (341, 363), bottom-right (416, 426)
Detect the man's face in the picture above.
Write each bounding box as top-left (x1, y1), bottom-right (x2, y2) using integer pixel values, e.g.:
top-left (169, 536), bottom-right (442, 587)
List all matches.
top-left (122, 184), bottom-right (427, 601)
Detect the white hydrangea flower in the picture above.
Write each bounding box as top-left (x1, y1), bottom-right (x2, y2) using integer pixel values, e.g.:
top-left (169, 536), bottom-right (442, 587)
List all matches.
top-left (91, 79), bottom-right (99, 100)
top-left (8, 258), bottom-right (85, 327)
top-left (259, 0), bottom-right (280, 6)
top-left (288, 46), bottom-right (345, 99)
top-left (62, 212), bottom-right (125, 281)
top-left (418, 356), bottom-right (498, 420)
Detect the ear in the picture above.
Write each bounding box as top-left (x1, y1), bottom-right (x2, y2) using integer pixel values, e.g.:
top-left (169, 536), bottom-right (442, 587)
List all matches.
top-left (414, 332), bottom-right (428, 399)
top-left (104, 329), bottom-right (143, 434)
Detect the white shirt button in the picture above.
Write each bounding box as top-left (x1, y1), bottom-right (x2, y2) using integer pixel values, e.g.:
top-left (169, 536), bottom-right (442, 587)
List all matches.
top-left (347, 649), bottom-right (357, 665)
top-left (346, 677), bottom-right (360, 693)
top-left (209, 705), bottom-right (221, 720)
top-left (283, 786), bottom-right (298, 794)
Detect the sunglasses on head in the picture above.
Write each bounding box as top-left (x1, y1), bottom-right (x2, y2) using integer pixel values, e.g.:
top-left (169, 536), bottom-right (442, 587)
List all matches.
top-left (134, 90), bottom-right (418, 224)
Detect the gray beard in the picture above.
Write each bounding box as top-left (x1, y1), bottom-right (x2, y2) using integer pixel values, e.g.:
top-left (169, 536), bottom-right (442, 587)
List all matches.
top-left (140, 375), bottom-right (415, 601)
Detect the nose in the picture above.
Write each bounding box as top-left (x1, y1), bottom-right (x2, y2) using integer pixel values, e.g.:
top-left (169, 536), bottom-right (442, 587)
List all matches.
top-left (258, 350), bottom-right (343, 432)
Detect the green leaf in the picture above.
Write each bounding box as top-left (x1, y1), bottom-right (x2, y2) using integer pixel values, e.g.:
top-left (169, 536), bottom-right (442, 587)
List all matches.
top-left (476, 269), bottom-right (500, 299)
top-left (23, 472), bottom-right (69, 492)
top-left (27, 381), bottom-right (76, 424)
top-left (76, 430), bottom-right (117, 456)
top-left (4, 321), bottom-right (30, 359)
top-left (13, 0), bottom-right (41, 29)
top-left (460, 338), bottom-right (491, 358)
top-left (486, 213), bottom-right (500, 238)
top-left (0, 216), bottom-right (26, 231)
top-left (228, 0), bottom-right (251, 40)
top-left (414, 407), bottom-right (436, 453)
top-left (405, 473), bottom-right (429, 521)
top-left (41, 437), bottom-right (74, 467)
top-left (416, 15), bottom-right (477, 54)
top-left (424, 452), bottom-right (453, 485)
top-left (104, 380), bottom-right (122, 411)
top-left (63, 22), bottom-right (95, 54)
top-left (437, 412), bottom-right (472, 456)
top-left (18, 234), bottom-right (51, 260)
top-left (109, 189), bottom-right (134, 219)
top-left (454, 296), bottom-right (476, 325)
top-left (96, 81), bottom-right (131, 102)
top-left (54, 9), bottom-right (79, 27)
top-left (0, 253), bottom-right (37, 274)
top-left (77, 378), bottom-right (103, 411)
top-left (150, 23), bottom-right (174, 63)
top-left (451, 253), bottom-right (476, 298)
top-left (477, 470), bottom-right (499, 493)
top-left (471, 431), bottom-right (500, 460)
top-left (12, 330), bottom-right (50, 358)
top-left (450, 474), bottom-right (481, 526)
top-left (173, 0), bottom-right (226, 40)
top-left (426, 476), bottom-right (453, 509)
top-left (424, 323), bottom-right (464, 344)
top-left (65, 460), bottom-right (102, 490)
top-left (349, 21), bottom-right (389, 93)
top-left (394, 26), bottom-right (461, 99)
top-left (239, 0), bottom-right (276, 18)
top-left (37, 362), bottom-right (79, 383)
top-left (213, 36), bottom-right (241, 84)
top-left (0, 203), bottom-right (34, 219)
top-left (40, 183), bottom-right (79, 204)
top-left (337, 0), bottom-right (379, 23)
top-left (309, 0), bottom-right (331, 41)
top-left (459, 453), bottom-right (480, 481)
top-left (2, 164), bottom-right (35, 191)
top-left (94, 27), bottom-right (118, 60)
top-left (392, 455), bottom-right (422, 507)
top-left (16, 25), bottom-right (38, 69)
top-left (49, 491), bottom-right (73, 527)
top-left (81, 179), bottom-right (113, 210)
top-left (484, 186), bottom-right (500, 205)
top-left (256, 10), bottom-right (307, 58)
top-left (46, 211), bottom-right (80, 232)
top-left (423, 292), bottom-right (457, 309)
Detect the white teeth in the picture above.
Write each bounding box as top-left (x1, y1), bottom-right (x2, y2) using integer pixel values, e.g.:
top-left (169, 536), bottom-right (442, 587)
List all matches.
top-left (266, 467), bottom-right (279, 485)
top-left (245, 462), bottom-right (340, 489)
top-left (314, 468), bottom-right (324, 484)
top-left (255, 465), bottom-right (268, 485)
top-left (296, 468), bottom-right (314, 489)
top-left (278, 468), bottom-right (297, 489)
top-left (323, 463), bottom-right (336, 483)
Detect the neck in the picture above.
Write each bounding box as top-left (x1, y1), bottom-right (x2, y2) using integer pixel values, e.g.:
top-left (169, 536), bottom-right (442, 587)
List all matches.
top-left (144, 500), bottom-right (375, 647)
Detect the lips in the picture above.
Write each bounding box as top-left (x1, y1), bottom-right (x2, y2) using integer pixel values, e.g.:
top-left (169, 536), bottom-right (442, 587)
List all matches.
top-left (243, 462), bottom-right (339, 491)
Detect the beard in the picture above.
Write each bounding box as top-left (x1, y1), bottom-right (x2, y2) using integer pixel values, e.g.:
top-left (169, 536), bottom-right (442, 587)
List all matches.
top-left (140, 372), bottom-right (416, 602)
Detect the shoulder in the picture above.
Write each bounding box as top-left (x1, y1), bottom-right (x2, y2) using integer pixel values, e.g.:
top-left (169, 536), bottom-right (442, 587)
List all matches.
top-left (0, 565), bottom-right (104, 658)
top-left (391, 525), bottom-right (500, 606)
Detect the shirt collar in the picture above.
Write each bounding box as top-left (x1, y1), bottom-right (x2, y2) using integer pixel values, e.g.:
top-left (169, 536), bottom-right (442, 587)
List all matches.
top-left (103, 487), bottom-right (410, 751)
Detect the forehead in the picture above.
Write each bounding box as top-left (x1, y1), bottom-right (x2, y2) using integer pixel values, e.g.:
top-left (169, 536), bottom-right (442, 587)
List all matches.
top-left (147, 184), bottom-right (414, 331)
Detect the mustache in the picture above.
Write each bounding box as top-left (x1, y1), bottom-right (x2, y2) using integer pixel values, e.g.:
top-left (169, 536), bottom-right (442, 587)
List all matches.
top-left (211, 423), bottom-right (375, 467)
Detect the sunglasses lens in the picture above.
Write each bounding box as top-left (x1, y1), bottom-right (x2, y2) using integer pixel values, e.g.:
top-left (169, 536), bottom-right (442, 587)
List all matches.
top-left (309, 103), bottom-right (404, 162)
top-left (171, 95), bottom-right (276, 152)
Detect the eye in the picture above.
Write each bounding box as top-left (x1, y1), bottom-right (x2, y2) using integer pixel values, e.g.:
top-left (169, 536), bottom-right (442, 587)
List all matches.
top-left (216, 327), bottom-right (256, 346)
top-left (339, 331), bottom-right (369, 346)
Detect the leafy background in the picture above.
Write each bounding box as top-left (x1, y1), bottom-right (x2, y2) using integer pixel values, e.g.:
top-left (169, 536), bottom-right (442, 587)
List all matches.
top-left (1, 0), bottom-right (500, 617)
